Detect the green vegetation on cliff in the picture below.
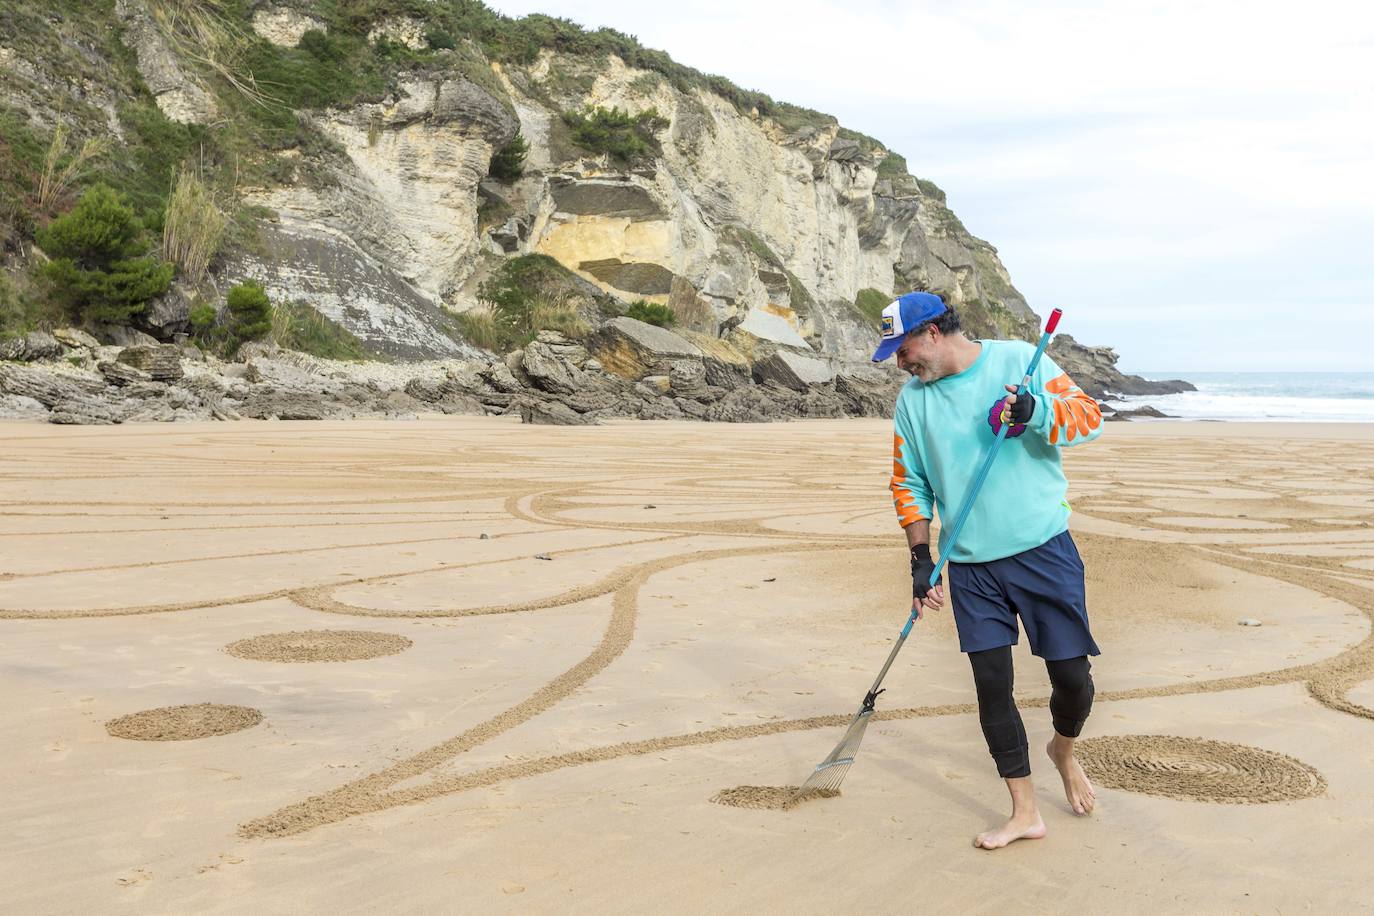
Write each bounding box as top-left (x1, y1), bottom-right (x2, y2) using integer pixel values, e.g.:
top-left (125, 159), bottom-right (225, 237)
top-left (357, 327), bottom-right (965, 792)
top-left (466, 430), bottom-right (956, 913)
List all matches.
top-left (460, 254), bottom-right (588, 353)
top-left (561, 106), bottom-right (667, 163)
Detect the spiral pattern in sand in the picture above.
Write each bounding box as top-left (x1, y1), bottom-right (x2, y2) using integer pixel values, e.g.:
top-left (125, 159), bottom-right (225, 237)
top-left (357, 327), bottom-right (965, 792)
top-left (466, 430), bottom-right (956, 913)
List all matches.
top-left (106, 703), bottom-right (263, 741)
top-left (226, 629), bottom-right (412, 663)
top-left (1077, 735), bottom-right (1326, 804)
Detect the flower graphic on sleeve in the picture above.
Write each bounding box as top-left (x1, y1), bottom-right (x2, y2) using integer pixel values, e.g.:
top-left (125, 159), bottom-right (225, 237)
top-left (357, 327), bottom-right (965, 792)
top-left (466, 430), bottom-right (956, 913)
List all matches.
top-left (987, 396), bottom-right (1027, 438)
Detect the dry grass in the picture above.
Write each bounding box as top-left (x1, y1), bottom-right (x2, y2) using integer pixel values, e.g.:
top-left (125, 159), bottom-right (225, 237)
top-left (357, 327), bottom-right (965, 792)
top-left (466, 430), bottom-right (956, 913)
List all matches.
top-left (162, 168), bottom-right (225, 284)
top-left (146, 0), bottom-right (274, 108)
top-left (36, 124), bottom-right (108, 212)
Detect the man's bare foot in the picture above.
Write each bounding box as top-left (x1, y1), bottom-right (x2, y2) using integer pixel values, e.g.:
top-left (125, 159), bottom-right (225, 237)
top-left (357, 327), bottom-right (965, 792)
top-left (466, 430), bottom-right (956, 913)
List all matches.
top-left (973, 812), bottom-right (1046, 850)
top-left (1047, 737), bottom-right (1096, 815)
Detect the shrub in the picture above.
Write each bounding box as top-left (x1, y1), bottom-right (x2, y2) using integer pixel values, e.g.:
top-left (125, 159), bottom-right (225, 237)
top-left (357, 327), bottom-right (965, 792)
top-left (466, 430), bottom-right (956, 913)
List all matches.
top-left (560, 106), bottom-right (666, 163)
top-left (162, 169), bottom-right (225, 284)
top-left (188, 300), bottom-right (216, 331)
top-left (425, 28), bottom-right (456, 50)
top-left (854, 288), bottom-right (891, 323)
top-left (225, 280), bottom-right (272, 344)
top-left (270, 301), bottom-right (369, 360)
top-left (488, 131), bottom-right (528, 181)
top-left (468, 254), bottom-right (589, 352)
top-left (626, 300), bottom-right (675, 328)
top-left (35, 184), bottom-right (173, 324)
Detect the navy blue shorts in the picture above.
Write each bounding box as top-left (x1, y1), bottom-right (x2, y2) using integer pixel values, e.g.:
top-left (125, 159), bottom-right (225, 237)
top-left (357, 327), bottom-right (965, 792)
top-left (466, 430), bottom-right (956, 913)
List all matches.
top-left (946, 530), bottom-right (1100, 661)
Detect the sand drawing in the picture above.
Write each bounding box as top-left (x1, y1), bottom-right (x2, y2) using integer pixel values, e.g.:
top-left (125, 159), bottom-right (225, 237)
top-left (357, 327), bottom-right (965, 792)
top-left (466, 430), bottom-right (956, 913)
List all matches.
top-left (1077, 735), bottom-right (1327, 804)
top-left (225, 630), bottom-right (412, 663)
top-left (105, 704), bottom-right (263, 741)
top-left (3, 425), bottom-right (1371, 839)
top-left (710, 786), bottom-right (840, 810)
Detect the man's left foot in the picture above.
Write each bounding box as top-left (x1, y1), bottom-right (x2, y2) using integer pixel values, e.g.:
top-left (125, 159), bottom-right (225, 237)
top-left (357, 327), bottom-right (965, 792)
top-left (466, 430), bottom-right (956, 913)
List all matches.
top-left (1047, 738), bottom-right (1096, 815)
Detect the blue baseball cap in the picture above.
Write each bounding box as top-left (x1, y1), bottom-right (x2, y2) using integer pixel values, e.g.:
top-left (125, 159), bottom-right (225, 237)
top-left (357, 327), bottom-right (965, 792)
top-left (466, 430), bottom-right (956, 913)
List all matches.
top-left (870, 291), bottom-right (948, 362)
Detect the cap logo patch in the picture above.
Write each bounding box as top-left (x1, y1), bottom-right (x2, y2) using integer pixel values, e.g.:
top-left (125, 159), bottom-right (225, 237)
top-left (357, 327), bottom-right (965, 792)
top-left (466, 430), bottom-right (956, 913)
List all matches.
top-left (880, 315), bottom-right (895, 337)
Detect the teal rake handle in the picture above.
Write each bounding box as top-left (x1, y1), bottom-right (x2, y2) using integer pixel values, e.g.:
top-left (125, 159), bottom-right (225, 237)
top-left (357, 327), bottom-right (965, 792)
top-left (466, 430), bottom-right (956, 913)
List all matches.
top-left (862, 308), bottom-right (1063, 708)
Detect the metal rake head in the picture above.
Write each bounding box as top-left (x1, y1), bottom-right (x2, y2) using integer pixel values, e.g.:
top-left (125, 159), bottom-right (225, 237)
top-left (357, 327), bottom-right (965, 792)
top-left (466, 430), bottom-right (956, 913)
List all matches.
top-left (789, 707), bottom-right (874, 806)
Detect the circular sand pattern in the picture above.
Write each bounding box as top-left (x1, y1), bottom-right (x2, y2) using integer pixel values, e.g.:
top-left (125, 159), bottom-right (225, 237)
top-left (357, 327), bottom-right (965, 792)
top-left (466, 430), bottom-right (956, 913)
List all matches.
top-left (106, 703), bottom-right (263, 741)
top-left (710, 785), bottom-right (840, 810)
top-left (226, 629), bottom-right (412, 663)
top-left (1077, 735), bottom-right (1326, 804)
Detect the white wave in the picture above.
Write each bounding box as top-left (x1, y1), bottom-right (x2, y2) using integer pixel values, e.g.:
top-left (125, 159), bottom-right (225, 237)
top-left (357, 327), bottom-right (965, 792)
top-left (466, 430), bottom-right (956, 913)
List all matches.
top-left (1105, 390), bottom-right (1374, 422)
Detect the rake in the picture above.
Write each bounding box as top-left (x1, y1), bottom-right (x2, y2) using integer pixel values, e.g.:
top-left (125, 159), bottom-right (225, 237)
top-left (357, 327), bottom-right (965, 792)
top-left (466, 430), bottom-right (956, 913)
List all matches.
top-left (792, 308), bottom-right (1064, 802)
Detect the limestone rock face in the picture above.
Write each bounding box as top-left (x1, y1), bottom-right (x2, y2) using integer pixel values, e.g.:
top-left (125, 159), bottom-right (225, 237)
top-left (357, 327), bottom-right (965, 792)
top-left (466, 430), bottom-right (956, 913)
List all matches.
top-left (114, 0), bottom-right (217, 124)
top-left (251, 7), bottom-right (325, 46)
top-left (233, 69), bottom-right (517, 358)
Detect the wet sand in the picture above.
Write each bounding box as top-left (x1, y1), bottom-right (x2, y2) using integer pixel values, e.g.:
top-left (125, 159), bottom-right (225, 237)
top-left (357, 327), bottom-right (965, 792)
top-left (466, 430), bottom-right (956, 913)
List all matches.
top-left (1, 418), bottom-right (1372, 912)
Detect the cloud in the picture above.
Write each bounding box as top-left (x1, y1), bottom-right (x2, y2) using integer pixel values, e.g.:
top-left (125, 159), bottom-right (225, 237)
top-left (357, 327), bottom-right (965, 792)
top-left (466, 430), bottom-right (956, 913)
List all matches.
top-left (484, 0), bottom-right (1374, 370)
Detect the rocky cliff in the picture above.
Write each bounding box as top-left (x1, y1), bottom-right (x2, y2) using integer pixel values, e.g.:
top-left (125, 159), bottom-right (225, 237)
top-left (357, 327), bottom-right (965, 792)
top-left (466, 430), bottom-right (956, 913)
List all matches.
top-left (0, 1), bottom-right (1188, 424)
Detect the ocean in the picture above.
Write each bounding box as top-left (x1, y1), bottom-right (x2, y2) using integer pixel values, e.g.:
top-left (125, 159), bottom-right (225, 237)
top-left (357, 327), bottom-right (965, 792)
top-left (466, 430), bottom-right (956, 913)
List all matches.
top-left (1105, 372), bottom-right (1374, 422)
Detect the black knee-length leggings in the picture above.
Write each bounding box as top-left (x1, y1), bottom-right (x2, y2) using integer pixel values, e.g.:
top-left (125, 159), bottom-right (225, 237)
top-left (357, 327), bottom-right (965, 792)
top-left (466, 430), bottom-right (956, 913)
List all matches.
top-left (967, 646), bottom-right (1094, 779)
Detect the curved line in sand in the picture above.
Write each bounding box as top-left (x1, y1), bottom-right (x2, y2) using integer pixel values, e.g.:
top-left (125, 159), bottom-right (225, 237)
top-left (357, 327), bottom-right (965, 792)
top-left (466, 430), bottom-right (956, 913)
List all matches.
top-left (241, 538), bottom-right (1374, 838)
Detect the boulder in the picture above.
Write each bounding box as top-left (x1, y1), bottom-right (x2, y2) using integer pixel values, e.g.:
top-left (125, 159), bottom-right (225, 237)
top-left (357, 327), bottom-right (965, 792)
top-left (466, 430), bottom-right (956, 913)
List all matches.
top-left (48, 398), bottom-right (123, 425)
top-left (136, 282), bottom-right (194, 339)
top-left (1113, 405), bottom-right (1170, 419)
top-left (705, 386), bottom-right (786, 423)
top-left (0, 331), bottom-right (63, 362)
top-left (0, 364), bottom-right (104, 407)
top-left (53, 328), bottom-right (101, 351)
top-left (98, 360), bottom-right (152, 387)
top-left (0, 394), bottom-right (48, 420)
top-left (752, 348), bottom-right (836, 391)
top-left (520, 340), bottom-right (583, 395)
top-left (667, 359), bottom-right (708, 397)
top-left (96, 325), bottom-right (160, 348)
top-left (239, 390), bottom-right (337, 421)
top-left (1048, 334), bottom-right (1194, 399)
top-left (589, 317), bottom-right (702, 381)
top-left (116, 345), bottom-right (184, 382)
top-left (518, 398), bottom-right (589, 426)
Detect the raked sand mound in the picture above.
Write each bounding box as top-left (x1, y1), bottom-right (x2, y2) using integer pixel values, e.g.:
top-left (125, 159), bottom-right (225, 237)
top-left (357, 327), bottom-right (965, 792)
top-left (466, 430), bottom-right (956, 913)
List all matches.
top-left (105, 704), bottom-right (263, 741)
top-left (225, 629), bottom-right (412, 663)
top-left (1, 419), bottom-right (1372, 913)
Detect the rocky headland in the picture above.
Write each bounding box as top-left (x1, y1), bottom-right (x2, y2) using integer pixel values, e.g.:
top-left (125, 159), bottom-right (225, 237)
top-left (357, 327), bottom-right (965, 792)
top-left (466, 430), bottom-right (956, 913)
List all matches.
top-left (0, 1), bottom-right (1190, 424)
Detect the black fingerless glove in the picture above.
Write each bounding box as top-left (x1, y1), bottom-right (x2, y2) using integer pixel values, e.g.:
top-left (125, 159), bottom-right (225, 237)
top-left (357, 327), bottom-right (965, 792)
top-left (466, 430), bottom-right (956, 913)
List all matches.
top-left (911, 543), bottom-right (940, 600)
top-left (1006, 390), bottom-right (1035, 425)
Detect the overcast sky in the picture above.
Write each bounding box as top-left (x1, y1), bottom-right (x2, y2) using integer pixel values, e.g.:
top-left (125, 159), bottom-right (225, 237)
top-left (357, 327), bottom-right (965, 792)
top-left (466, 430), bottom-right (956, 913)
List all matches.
top-left (485, 0), bottom-right (1373, 372)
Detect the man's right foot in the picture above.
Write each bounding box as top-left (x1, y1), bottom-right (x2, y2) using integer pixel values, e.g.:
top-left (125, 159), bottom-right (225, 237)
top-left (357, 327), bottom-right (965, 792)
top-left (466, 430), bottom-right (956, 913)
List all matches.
top-left (972, 812), bottom-right (1046, 850)
top-left (1047, 738), bottom-right (1096, 815)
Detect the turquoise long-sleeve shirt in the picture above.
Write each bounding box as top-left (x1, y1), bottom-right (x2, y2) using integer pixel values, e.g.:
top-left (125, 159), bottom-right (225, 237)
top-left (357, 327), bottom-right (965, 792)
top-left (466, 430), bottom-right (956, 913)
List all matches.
top-left (890, 339), bottom-right (1102, 563)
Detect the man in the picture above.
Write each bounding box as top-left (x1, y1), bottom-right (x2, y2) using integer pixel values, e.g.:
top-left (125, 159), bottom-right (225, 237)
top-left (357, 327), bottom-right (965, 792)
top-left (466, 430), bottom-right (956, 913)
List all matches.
top-left (872, 291), bottom-right (1104, 850)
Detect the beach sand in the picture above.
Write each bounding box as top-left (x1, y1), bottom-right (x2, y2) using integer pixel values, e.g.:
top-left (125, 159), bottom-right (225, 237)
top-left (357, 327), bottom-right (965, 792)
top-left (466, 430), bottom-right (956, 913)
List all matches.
top-left (1, 418), bottom-right (1372, 913)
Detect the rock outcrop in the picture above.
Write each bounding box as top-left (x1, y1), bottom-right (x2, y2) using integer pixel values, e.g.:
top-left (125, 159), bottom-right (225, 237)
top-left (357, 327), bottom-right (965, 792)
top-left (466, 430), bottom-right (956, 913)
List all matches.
top-left (1048, 335), bottom-right (1194, 399)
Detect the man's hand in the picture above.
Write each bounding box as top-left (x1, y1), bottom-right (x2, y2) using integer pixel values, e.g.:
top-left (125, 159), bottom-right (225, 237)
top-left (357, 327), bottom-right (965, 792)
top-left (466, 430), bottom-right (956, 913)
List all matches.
top-left (910, 543), bottom-right (945, 620)
top-left (1001, 384), bottom-right (1035, 425)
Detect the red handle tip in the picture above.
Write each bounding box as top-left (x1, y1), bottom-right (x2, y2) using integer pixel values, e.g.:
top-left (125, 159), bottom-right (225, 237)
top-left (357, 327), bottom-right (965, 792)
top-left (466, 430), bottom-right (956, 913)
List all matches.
top-left (1045, 308), bottom-right (1063, 333)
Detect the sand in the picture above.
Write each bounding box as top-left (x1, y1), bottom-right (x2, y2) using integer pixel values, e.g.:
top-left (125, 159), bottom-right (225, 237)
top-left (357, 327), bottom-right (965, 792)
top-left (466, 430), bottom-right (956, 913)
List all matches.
top-left (225, 629), bottom-right (413, 663)
top-left (710, 786), bottom-right (840, 809)
top-left (1077, 735), bottom-right (1327, 804)
top-left (105, 703), bottom-right (263, 741)
top-left (2, 418), bottom-right (1373, 912)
